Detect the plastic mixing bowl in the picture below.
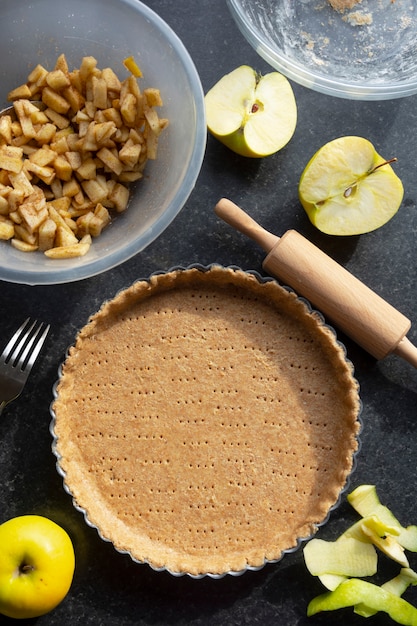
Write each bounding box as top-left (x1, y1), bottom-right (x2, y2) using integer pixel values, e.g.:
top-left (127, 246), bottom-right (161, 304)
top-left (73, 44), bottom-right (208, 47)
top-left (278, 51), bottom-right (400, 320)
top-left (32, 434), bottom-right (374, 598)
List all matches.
top-left (0, 0), bottom-right (206, 285)
top-left (227, 0), bottom-right (417, 100)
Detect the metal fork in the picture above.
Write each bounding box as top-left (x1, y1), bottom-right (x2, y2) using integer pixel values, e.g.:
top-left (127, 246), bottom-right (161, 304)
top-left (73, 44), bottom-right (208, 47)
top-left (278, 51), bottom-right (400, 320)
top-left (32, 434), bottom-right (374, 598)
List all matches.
top-left (0, 318), bottom-right (50, 416)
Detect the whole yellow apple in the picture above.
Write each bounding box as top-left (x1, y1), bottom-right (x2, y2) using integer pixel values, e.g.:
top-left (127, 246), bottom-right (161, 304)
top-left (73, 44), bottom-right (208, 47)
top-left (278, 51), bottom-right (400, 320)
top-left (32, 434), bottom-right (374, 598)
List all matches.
top-left (0, 515), bottom-right (75, 619)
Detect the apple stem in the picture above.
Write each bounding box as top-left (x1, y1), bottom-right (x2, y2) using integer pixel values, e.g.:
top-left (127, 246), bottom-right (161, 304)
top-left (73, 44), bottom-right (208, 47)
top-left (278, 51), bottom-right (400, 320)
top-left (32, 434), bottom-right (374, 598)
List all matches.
top-left (20, 563), bottom-right (35, 575)
top-left (371, 157), bottom-right (397, 173)
top-left (344, 158), bottom-right (398, 198)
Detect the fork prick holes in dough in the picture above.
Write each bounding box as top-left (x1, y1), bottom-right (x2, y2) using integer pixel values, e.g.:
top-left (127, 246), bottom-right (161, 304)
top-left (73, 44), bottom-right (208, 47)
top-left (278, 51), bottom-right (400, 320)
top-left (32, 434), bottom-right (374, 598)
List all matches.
top-left (53, 267), bottom-right (360, 576)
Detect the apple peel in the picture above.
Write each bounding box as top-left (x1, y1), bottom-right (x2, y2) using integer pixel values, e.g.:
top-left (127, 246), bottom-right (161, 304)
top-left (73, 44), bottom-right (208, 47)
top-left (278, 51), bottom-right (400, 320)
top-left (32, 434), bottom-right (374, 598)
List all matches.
top-left (356, 568), bottom-right (417, 618)
top-left (303, 536), bottom-right (377, 578)
top-left (349, 484), bottom-right (417, 552)
top-left (303, 485), bottom-right (417, 623)
top-left (307, 578), bottom-right (417, 624)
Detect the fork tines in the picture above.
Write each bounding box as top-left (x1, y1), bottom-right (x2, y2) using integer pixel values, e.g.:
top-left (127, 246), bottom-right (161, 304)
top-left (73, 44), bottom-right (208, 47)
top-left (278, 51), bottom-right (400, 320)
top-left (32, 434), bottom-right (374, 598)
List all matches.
top-left (1, 318), bottom-right (50, 371)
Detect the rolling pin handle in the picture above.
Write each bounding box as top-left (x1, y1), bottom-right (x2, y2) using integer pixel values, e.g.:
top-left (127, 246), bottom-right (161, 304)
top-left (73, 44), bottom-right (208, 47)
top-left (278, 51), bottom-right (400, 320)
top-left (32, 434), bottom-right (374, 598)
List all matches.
top-left (215, 198), bottom-right (279, 253)
top-left (394, 337), bottom-right (417, 369)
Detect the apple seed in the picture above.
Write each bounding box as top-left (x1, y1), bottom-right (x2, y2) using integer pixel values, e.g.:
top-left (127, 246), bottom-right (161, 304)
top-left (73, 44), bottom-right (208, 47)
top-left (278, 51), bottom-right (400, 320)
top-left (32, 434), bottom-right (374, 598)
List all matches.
top-left (345, 158), bottom-right (397, 198)
top-left (344, 158), bottom-right (398, 199)
top-left (344, 185), bottom-right (357, 198)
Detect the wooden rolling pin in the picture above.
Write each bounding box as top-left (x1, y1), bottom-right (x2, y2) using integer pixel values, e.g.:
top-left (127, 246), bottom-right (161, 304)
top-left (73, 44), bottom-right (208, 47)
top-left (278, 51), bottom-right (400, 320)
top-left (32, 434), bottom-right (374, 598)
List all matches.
top-left (215, 198), bottom-right (417, 368)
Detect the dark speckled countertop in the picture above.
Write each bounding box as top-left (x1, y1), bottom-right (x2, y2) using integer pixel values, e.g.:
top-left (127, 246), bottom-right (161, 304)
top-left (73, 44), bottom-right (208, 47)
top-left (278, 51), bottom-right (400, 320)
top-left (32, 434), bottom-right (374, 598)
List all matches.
top-left (0, 1), bottom-right (416, 625)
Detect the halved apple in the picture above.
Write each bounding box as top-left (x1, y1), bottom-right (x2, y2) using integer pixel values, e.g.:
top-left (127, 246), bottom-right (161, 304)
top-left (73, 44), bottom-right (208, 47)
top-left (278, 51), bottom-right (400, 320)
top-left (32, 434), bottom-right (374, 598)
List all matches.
top-left (205, 65), bottom-right (297, 158)
top-left (299, 136), bottom-right (404, 236)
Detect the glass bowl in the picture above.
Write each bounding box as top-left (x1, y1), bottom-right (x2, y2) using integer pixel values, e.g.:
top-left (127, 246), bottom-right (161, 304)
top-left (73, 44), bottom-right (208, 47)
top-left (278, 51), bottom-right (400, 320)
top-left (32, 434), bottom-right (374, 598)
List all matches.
top-left (227, 0), bottom-right (417, 100)
top-left (0, 0), bottom-right (206, 285)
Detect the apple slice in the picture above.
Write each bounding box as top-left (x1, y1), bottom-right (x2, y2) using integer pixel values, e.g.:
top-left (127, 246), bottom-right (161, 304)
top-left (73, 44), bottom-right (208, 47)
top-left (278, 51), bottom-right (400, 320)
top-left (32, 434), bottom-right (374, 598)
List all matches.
top-left (205, 65), bottom-right (297, 157)
top-left (299, 136), bottom-right (404, 236)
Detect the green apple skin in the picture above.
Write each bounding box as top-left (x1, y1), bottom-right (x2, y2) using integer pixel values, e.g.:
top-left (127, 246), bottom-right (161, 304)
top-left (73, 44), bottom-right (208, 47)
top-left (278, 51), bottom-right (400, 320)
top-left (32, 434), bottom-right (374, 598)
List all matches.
top-left (299, 136), bottom-right (404, 236)
top-left (205, 65), bottom-right (297, 158)
top-left (0, 515), bottom-right (75, 619)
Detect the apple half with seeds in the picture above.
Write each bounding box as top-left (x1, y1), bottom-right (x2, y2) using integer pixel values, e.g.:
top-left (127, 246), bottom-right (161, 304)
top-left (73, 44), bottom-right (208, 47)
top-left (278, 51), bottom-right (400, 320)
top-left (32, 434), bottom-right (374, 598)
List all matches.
top-left (205, 65), bottom-right (297, 158)
top-left (299, 136), bottom-right (404, 236)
